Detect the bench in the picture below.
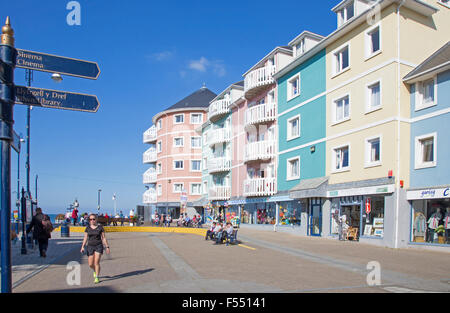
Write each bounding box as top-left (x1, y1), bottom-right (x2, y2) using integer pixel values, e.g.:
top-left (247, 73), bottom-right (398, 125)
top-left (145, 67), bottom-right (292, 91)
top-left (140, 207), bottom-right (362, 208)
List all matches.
top-left (226, 229), bottom-right (238, 246)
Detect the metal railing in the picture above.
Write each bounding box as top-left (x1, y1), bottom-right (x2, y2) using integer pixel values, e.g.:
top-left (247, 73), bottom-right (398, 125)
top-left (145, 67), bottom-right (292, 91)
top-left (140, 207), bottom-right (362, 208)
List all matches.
top-left (244, 65), bottom-right (276, 94)
top-left (208, 157), bottom-right (232, 174)
top-left (208, 98), bottom-right (231, 121)
top-left (143, 148), bottom-right (157, 164)
top-left (244, 177), bottom-right (277, 197)
top-left (143, 126), bottom-right (157, 143)
top-left (244, 140), bottom-right (275, 162)
top-left (209, 186), bottom-right (231, 201)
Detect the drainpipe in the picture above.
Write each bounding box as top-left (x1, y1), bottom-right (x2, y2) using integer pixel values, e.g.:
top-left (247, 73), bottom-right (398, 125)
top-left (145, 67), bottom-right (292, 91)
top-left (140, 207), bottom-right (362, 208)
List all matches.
top-left (395, 0), bottom-right (406, 249)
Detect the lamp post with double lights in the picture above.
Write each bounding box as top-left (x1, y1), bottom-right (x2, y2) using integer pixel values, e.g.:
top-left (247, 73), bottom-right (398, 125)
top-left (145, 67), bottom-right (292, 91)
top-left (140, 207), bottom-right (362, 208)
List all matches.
top-left (97, 189), bottom-right (102, 214)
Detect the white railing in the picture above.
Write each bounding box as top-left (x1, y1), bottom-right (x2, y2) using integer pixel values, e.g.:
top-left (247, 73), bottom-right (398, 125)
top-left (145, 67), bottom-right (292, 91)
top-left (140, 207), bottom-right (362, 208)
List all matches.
top-left (209, 186), bottom-right (231, 201)
top-left (143, 189), bottom-right (157, 204)
top-left (208, 98), bottom-right (231, 121)
top-left (143, 169), bottom-right (157, 184)
top-left (143, 148), bottom-right (157, 164)
top-left (244, 65), bottom-right (276, 94)
top-left (245, 102), bottom-right (277, 127)
top-left (244, 177), bottom-right (277, 197)
top-left (244, 140), bottom-right (275, 163)
top-left (208, 157), bottom-right (232, 174)
top-left (207, 128), bottom-right (231, 146)
top-left (143, 126), bottom-right (157, 143)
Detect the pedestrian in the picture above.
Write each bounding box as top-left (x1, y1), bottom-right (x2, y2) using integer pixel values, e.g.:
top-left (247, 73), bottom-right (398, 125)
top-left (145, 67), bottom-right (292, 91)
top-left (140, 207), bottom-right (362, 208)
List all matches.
top-left (80, 214), bottom-right (110, 284)
top-left (26, 208), bottom-right (53, 257)
top-left (119, 211), bottom-right (124, 226)
top-left (72, 207), bottom-right (79, 226)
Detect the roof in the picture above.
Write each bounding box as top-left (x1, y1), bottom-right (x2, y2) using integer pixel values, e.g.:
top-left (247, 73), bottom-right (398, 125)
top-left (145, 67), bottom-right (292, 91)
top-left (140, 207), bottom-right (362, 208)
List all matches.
top-left (242, 46), bottom-right (293, 77)
top-left (152, 87), bottom-right (217, 123)
top-left (289, 177), bottom-right (329, 199)
top-left (165, 87), bottom-right (217, 111)
top-left (403, 41), bottom-right (450, 83)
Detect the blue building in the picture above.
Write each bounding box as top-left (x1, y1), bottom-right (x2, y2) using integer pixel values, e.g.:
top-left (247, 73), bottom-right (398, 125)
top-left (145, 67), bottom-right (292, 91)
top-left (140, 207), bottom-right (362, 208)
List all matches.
top-left (404, 42), bottom-right (450, 247)
top-left (274, 31), bottom-right (328, 236)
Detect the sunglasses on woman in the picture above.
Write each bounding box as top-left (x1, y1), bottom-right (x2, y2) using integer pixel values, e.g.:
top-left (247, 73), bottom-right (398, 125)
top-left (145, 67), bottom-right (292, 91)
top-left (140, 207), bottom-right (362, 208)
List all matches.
top-left (89, 218), bottom-right (96, 221)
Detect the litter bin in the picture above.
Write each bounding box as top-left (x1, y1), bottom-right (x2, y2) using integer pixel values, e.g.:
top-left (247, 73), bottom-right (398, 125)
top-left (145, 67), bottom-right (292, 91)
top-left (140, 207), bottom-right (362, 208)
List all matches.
top-left (61, 223), bottom-right (70, 237)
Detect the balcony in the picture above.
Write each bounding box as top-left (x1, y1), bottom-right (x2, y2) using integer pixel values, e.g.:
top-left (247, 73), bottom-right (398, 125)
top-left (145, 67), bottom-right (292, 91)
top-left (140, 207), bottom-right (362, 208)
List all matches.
top-left (207, 128), bottom-right (231, 147)
top-left (244, 140), bottom-right (275, 163)
top-left (244, 65), bottom-right (276, 99)
top-left (143, 189), bottom-right (157, 204)
top-left (143, 126), bottom-right (157, 143)
top-left (245, 102), bottom-right (276, 128)
top-left (208, 98), bottom-right (231, 122)
top-left (209, 186), bottom-right (231, 201)
top-left (143, 148), bottom-right (157, 164)
top-left (143, 168), bottom-right (157, 184)
top-left (208, 157), bottom-right (232, 174)
top-left (244, 177), bottom-right (277, 197)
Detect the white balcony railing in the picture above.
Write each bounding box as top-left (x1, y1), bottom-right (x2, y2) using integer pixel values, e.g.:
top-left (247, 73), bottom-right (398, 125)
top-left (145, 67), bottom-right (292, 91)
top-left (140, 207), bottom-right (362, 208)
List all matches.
top-left (143, 126), bottom-right (157, 143)
top-left (143, 169), bottom-right (157, 184)
top-left (207, 128), bottom-right (231, 146)
top-left (244, 65), bottom-right (276, 95)
top-left (143, 148), bottom-right (157, 164)
top-left (208, 98), bottom-right (231, 121)
top-left (143, 189), bottom-right (157, 204)
top-left (244, 177), bottom-right (277, 197)
top-left (209, 186), bottom-right (231, 201)
top-left (244, 140), bottom-right (275, 163)
top-left (208, 157), bottom-right (232, 174)
top-left (245, 102), bottom-right (276, 127)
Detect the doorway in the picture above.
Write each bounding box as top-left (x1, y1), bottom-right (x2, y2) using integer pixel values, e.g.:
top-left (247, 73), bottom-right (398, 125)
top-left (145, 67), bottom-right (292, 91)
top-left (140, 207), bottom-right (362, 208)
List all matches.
top-left (340, 205), bottom-right (361, 240)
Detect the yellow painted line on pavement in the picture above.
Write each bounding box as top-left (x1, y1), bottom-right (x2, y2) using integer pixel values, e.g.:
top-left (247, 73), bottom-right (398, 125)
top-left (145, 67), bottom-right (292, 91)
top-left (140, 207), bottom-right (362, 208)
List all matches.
top-left (238, 244), bottom-right (256, 251)
top-left (54, 226), bottom-right (207, 236)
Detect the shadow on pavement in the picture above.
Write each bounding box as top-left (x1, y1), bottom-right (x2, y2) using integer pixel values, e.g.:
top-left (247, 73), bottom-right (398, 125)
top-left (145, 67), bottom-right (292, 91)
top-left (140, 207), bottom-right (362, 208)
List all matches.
top-left (100, 268), bottom-right (155, 282)
top-left (31, 286), bottom-right (117, 293)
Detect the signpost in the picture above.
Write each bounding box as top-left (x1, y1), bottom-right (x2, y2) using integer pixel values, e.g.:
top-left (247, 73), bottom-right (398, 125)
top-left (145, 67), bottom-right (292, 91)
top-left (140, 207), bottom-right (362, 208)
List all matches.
top-left (0, 17), bottom-right (101, 293)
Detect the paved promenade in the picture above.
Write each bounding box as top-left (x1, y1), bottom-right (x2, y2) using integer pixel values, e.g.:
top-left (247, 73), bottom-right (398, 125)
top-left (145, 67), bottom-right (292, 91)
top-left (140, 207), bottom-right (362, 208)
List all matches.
top-left (11, 227), bottom-right (450, 293)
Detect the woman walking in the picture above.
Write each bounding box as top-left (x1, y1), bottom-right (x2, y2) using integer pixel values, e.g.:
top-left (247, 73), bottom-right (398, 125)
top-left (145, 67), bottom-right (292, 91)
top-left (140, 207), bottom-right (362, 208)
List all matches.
top-left (80, 214), bottom-right (110, 284)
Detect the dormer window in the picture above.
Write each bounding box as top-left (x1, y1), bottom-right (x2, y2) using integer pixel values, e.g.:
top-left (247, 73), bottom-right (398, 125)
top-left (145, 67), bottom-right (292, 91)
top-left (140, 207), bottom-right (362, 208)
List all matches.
top-left (337, 1), bottom-right (355, 27)
top-left (295, 39), bottom-right (305, 57)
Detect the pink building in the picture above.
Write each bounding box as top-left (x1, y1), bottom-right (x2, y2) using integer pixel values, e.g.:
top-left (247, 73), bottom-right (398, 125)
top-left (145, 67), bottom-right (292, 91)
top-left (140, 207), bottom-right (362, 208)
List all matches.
top-left (143, 87), bottom-right (216, 218)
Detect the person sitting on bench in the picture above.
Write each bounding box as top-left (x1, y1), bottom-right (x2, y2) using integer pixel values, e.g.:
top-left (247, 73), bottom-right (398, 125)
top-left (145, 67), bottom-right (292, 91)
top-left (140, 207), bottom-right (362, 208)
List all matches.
top-left (205, 222), bottom-right (216, 240)
top-left (213, 223), bottom-right (224, 244)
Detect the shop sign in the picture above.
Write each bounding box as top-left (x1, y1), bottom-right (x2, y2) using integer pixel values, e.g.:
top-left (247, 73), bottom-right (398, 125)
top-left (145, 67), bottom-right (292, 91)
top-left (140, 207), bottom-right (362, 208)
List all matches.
top-left (365, 198), bottom-right (372, 214)
top-left (407, 187), bottom-right (450, 200)
top-left (327, 184), bottom-right (395, 198)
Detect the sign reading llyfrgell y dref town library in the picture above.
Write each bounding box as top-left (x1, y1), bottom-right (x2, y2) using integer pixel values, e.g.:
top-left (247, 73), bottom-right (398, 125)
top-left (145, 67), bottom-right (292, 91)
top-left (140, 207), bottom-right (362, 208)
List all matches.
top-left (16, 49), bottom-right (100, 80)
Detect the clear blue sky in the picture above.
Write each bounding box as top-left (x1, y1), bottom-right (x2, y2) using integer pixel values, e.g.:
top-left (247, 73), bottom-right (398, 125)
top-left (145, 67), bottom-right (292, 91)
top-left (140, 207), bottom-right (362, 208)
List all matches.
top-left (4, 0), bottom-right (337, 214)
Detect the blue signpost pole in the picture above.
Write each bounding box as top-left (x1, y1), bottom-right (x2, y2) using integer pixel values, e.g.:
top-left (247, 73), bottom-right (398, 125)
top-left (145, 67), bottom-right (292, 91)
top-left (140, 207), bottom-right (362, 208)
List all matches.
top-left (0, 17), bottom-right (16, 293)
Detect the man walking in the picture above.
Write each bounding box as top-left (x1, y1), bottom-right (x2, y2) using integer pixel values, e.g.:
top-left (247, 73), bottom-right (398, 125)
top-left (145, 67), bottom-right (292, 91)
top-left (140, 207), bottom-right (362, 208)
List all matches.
top-left (26, 208), bottom-right (53, 257)
top-left (72, 206), bottom-right (79, 226)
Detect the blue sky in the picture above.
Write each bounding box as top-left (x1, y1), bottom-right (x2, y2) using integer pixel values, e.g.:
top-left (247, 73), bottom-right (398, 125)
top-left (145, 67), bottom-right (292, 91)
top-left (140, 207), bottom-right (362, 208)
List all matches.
top-left (4, 0), bottom-right (337, 214)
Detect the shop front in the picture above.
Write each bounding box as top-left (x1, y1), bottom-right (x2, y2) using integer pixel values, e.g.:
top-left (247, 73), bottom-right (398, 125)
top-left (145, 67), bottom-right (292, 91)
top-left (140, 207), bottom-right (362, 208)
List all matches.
top-left (407, 187), bottom-right (450, 247)
top-left (327, 183), bottom-right (395, 244)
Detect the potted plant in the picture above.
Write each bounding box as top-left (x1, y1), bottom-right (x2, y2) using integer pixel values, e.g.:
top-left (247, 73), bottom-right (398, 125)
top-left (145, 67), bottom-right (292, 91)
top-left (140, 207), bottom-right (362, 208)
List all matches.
top-left (435, 225), bottom-right (445, 244)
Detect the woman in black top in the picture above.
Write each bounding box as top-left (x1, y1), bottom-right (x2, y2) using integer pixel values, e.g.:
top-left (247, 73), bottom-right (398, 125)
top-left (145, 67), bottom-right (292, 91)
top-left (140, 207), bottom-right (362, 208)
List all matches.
top-left (80, 214), bottom-right (110, 284)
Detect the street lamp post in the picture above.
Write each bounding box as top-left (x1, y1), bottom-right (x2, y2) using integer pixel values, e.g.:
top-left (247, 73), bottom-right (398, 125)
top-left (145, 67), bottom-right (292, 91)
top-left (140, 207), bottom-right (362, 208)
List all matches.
top-left (97, 189), bottom-right (102, 214)
top-left (113, 193), bottom-right (117, 216)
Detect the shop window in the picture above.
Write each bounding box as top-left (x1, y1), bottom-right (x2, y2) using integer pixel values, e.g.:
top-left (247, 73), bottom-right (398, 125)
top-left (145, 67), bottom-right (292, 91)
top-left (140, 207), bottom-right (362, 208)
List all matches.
top-left (412, 199), bottom-right (450, 245)
top-left (361, 197), bottom-right (385, 238)
top-left (279, 201), bottom-right (301, 226)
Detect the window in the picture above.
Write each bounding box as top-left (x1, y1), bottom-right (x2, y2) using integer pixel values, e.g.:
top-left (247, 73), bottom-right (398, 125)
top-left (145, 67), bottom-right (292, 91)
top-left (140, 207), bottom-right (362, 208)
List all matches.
top-left (203, 132), bottom-right (208, 145)
top-left (203, 181), bottom-right (208, 194)
top-left (333, 44), bottom-right (350, 75)
top-left (333, 145), bottom-right (350, 172)
top-left (157, 185), bottom-right (162, 196)
top-left (191, 136), bottom-right (201, 149)
top-left (412, 199), bottom-right (449, 245)
top-left (191, 113), bottom-right (203, 124)
top-left (416, 77), bottom-right (437, 110)
top-left (174, 160), bottom-right (184, 170)
top-left (173, 137), bottom-right (184, 147)
top-left (157, 163), bottom-right (162, 174)
top-left (366, 25), bottom-right (381, 58)
top-left (157, 141), bottom-right (162, 153)
top-left (191, 183), bottom-right (201, 195)
top-left (287, 157), bottom-right (300, 180)
top-left (295, 39), bottom-right (305, 57)
top-left (333, 95), bottom-right (350, 123)
top-left (415, 133), bottom-right (437, 169)
top-left (287, 115), bottom-right (300, 140)
top-left (191, 160), bottom-right (201, 172)
top-left (287, 73), bottom-right (301, 101)
top-left (173, 183), bottom-right (184, 193)
top-left (365, 136), bottom-right (381, 167)
top-left (157, 119), bottom-right (162, 130)
top-left (174, 114), bottom-right (184, 124)
top-left (366, 81), bottom-right (381, 112)
top-left (337, 1), bottom-right (354, 27)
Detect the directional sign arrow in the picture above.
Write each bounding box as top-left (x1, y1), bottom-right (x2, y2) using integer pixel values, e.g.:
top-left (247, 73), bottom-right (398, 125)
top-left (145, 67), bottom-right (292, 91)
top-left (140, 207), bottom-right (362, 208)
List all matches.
top-left (15, 86), bottom-right (100, 113)
top-left (11, 130), bottom-right (20, 153)
top-left (16, 49), bottom-right (100, 80)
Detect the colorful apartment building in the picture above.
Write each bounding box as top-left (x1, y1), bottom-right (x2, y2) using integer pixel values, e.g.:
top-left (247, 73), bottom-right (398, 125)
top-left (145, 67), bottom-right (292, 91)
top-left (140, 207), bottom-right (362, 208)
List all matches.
top-left (404, 42), bottom-right (450, 246)
top-left (143, 87), bottom-right (216, 218)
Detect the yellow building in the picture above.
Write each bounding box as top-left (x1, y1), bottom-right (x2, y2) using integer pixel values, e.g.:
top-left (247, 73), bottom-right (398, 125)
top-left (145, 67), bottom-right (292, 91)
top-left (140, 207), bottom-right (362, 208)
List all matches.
top-left (322, 0), bottom-right (449, 248)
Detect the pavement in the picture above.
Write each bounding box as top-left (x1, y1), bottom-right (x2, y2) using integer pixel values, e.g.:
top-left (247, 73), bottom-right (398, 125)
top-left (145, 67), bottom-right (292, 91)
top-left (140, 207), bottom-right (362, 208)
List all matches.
top-left (9, 226), bottom-right (450, 293)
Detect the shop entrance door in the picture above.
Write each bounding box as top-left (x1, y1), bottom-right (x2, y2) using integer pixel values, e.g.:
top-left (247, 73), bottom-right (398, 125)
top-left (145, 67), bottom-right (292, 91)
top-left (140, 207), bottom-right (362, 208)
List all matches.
top-left (309, 204), bottom-right (322, 236)
top-left (341, 205), bottom-right (361, 240)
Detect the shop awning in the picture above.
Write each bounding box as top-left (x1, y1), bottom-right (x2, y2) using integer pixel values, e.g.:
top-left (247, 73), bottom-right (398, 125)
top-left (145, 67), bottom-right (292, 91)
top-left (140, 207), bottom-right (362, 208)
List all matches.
top-left (191, 197), bottom-right (208, 207)
top-left (289, 177), bottom-right (329, 199)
